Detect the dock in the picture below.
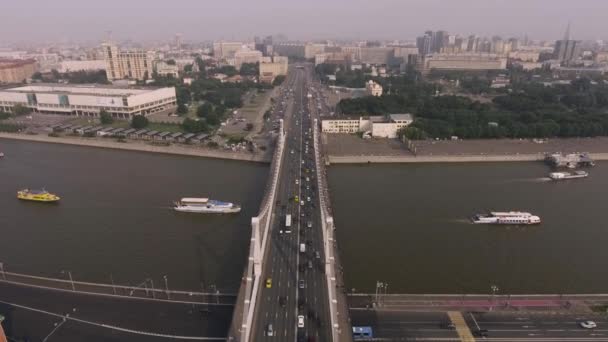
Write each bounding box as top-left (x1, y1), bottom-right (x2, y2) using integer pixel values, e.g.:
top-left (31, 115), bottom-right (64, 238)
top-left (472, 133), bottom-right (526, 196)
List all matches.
top-left (545, 152), bottom-right (595, 168)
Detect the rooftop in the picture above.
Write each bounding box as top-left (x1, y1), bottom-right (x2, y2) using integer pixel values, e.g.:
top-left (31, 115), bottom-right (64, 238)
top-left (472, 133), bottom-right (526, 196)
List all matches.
top-left (2, 84), bottom-right (167, 97)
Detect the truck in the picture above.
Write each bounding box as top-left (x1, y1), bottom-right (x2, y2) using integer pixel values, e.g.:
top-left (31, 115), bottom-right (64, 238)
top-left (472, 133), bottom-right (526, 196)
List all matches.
top-left (285, 214), bottom-right (292, 233)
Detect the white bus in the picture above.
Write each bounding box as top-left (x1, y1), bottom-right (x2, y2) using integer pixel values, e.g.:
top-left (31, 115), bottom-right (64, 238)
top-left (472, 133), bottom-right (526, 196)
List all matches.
top-left (285, 214), bottom-right (292, 233)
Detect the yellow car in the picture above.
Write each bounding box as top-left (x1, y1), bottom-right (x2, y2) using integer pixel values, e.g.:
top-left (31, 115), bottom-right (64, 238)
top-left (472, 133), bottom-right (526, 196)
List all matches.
top-left (266, 278), bottom-right (272, 288)
top-left (294, 196), bottom-right (299, 203)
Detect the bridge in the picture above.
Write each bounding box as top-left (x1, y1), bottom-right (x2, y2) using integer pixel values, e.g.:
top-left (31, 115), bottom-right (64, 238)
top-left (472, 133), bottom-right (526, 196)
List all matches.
top-left (228, 64), bottom-right (351, 341)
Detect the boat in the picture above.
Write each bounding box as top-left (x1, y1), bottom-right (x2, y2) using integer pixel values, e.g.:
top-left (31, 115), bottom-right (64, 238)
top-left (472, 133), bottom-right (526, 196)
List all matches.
top-left (174, 197), bottom-right (241, 214)
top-left (471, 211), bottom-right (541, 225)
top-left (549, 170), bottom-right (588, 180)
top-left (17, 189), bottom-right (60, 202)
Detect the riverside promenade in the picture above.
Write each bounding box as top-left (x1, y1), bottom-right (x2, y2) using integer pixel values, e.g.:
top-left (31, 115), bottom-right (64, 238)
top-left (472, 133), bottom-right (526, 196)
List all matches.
top-left (0, 133), bottom-right (271, 163)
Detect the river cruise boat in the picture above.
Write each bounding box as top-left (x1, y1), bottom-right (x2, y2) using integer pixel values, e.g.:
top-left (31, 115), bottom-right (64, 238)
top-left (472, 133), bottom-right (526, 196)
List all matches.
top-left (174, 197), bottom-right (241, 214)
top-left (17, 189), bottom-right (60, 202)
top-left (472, 211), bottom-right (541, 225)
top-left (549, 171), bottom-right (588, 180)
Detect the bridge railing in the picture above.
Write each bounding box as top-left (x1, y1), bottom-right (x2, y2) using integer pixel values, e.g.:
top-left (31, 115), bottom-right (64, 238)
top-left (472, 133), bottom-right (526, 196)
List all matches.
top-left (229, 119), bottom-right (286, 342)
top-left (313, 118), bottom-right (343, 341)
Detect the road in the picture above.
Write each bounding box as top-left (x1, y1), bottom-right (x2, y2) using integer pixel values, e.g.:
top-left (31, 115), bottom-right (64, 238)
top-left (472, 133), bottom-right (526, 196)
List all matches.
top-left (351, 308), bottom-right (608, 341)
top-left (251, 64), bottom-right (332, 341)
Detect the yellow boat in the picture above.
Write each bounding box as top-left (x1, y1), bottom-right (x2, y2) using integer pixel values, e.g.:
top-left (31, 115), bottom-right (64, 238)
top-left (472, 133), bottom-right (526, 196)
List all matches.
top-left (17, 189), bottom-right (60, 202)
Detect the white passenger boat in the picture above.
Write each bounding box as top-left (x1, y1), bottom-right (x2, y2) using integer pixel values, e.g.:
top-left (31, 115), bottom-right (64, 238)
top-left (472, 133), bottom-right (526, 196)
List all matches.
top-left (472, 211), bottom-right (541, 225)
top-left (549, 171), bottom-right (588, 180)
top-left (174, 197), bottom-right (241, 214)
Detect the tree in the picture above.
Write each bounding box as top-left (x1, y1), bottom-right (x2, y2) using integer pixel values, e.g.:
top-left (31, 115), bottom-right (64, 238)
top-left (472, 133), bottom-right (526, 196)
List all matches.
top-left (272, 75), bottom-right (286, 86)
top-left (13, 104), bottom-right (32, 116)
top-left (166, 59), bottom-right (176, 65)
top-left (240, 62), bottom-right (259, 76)
top-left (31, 72), bottom-right (43, 81)
top-left (215, 104), bottom-right (227, 116)
top-left (206, 112), bottom-right (220, 126)
top-left (183, 64), bottom-right (193, 73)
top-left (131, 115), bottom-right (149, 129)
top-left (177, 103), bottom-right (188, 115)
top-left (99, 110), bottom-right (114, 124)
top-left (182, 117), bottom-right (208, 133)
top-left (197, 103), bottom-right (213, 118)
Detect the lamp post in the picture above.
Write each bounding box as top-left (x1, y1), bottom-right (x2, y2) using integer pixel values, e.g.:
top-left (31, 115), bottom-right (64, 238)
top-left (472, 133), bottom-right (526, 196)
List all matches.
top-left (164, 275), bottom-right (170, 300)
top-left (61, 270), bottom-right (75, 291)
top-left (490, 285), bottom-right (499, 311)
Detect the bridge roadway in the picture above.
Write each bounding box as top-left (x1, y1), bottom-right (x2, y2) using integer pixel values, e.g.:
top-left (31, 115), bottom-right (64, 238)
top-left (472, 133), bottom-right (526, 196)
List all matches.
top-left (247, 65), bottom-right (333, 341)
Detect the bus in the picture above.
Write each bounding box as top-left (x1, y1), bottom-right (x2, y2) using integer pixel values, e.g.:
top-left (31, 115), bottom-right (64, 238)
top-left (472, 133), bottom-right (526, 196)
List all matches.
top-left (353, 326), bottom-right (373, 340)
top-left (285, 214), bottom-right (292, 233)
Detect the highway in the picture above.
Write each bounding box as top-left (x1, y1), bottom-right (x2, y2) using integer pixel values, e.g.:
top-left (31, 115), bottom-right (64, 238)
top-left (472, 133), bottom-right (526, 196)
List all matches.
top-left (351, 308), bottom-right (608, 341)
top-left (251, 64), bottom-right (331, 341)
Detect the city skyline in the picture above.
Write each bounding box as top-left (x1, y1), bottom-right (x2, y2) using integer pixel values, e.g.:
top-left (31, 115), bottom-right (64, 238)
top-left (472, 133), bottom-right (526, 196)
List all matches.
top-left (3, 0), bottom-right (608, 44)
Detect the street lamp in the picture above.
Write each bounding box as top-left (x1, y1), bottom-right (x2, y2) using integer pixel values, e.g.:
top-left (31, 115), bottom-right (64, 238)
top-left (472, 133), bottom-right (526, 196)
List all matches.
top-left (163, 275), bottom-right (170, 300)
top-left (61, 270), bottom-right (75, 291)
top-left (490, 285), bottom-right (499, 311)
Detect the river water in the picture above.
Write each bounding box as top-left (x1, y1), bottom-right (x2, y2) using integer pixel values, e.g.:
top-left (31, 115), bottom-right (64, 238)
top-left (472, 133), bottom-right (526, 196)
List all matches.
top-left (329, 161), bottom-right (608, 294)
top-left (0, 138), bottom-right (268, 293)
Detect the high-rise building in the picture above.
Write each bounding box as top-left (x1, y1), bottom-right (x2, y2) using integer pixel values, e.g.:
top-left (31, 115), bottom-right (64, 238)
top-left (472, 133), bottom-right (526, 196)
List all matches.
top-left (416, 33), bottom-right (432, 55)
top-left (554, 24), bottom-right (582, 66)
top-left (432, 31), bottom-right (449, 53)
top-left (102, 43), bottom-right (155, 81)
top-left (234, 50), bottom-right (262, 70)
top-left (0, 59), bottom-right (37, 83)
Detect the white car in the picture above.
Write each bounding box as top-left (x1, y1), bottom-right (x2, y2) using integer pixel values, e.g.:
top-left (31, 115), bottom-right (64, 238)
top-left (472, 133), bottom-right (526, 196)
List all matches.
top-left (580, 321), bottom-right (597, 329)
top-left (295, 179), bottom-right (299, 185)
top-left (297, 315), bottom-right (305, 328)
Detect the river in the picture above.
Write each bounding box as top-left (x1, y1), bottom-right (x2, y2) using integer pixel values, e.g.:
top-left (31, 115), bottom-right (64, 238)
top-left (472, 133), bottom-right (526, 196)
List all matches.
top-left (0, 138), bottom-right (268, 293)
top-left (329, 161), bottom-right (608, 294)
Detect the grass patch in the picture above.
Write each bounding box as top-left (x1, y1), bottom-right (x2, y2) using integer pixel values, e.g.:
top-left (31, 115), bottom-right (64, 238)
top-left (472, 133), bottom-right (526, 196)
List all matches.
top-left (591, 305), bottom-right (608, 313)
top-left (146, 122), bottom-right (184, 133)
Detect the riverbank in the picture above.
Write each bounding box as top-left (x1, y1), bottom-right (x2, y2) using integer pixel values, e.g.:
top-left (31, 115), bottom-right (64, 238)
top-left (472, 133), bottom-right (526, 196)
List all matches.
top-left (328, 153), bottom-right (608, 164)
top-left (0, 132), bottom-right (271, 163)
top-left (324, 134), bottom-right (608, 164)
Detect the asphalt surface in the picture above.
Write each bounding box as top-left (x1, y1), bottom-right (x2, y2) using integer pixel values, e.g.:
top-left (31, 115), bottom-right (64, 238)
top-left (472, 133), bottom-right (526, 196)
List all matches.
top-left (350, 307), bottom-right (608, 341)
top-left (251, 64), bottom-right (332, 342)
top-left (0, 282), bottom-right (231, 342)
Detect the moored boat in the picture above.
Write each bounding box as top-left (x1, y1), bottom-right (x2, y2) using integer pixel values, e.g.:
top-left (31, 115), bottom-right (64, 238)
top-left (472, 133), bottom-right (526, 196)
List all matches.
top-left (17, 189), bottom-right (60, 202)
top-left (174, 197), bottom-right (241, 214)
top-left (549, 170), bottom-right (588, 180)
top-left (472, 211), bottom-right (541, 225)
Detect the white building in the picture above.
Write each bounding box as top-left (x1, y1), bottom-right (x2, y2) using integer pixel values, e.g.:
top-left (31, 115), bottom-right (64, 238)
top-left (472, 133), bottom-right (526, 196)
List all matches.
top-left (365, 80), bottom-right (383, 96)
top-left (102, 43), bottom-right (155, 81)
top-left (155, 61), bottom-right (179, 78)
top-left (421, 53), bottom-right (507, 73)
top-left (259, 56), bottom-right (288, 83)
top-left (321, 114), bottom-right (413, 138)
top-left (0, 84), bottom-right (176, 119)
top-left (59, 60), bottom-right (106, 73)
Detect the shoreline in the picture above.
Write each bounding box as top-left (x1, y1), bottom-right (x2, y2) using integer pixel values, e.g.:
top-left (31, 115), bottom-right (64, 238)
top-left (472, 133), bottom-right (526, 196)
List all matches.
top-left (0, 132), bottom-right (271, 163)
top-left (327, 153), bottom-right (608, 164)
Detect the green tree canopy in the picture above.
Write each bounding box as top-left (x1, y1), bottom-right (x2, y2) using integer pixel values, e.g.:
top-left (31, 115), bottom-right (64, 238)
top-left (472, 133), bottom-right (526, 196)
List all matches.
top-left (99, 110), bottom-right (114, 124)
top-left (131, 115), bottom-right (149, 129)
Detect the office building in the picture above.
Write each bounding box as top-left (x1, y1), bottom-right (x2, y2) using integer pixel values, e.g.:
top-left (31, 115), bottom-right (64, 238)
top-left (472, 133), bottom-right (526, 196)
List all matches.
top-left (273, 43), bottom-right (307, 58)
top-left (0, 59), bottom-right (37, 83)
top-left (102, 43), bottom-right (155, 81)
top-left (554, 24), bottom-right (582, 65)
top-left (259, 56), bottom-right (288, 83)
top-left (420, 53), bottom-right (507, 73)
top-left (360, 47), bottom-right (394, 65)
top-left (155, 61), bottom-right (179, 78)
top-left (234, 50), bottom-right (262, 70)
top-left (59, 60), bottom-right (106, 73)
top-left (417, 33), bottom-right (432, 55)
top-left (305, 44), bottom-right (326, 59)
top-left (0, 84), bottom-right (177, 119)
top-left (213, 41), bottom-right (243, 59)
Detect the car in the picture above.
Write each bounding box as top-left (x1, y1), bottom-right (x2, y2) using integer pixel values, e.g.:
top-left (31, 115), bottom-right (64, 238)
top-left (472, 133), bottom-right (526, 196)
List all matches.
top-left (440, 322), bottom-right (456, 330)
top-left (295, 179), bottom-right (299, 185)
top-left (279, 296), bottom-right (286, 307)
top-left (580, 321), bottom-right (597, 329)
top-left (307, 196), bottom-right (311, 202)
top-left (299, 279), bottom-right (305, 288)
top-left (294, 196), bottom-right (299, 203)
top-left (266, 323), bottom-right (274, 336)
top-left (300, 200), bottom-right (305, 206)
top-left (307, 221), bottom-right (312, 228)
top-left (307, 261), bottom-right (313, 269)
top-left (297, 315), bottom-right (305, 328)
top-left (315, 251), bottom-right (321, 259)
top-left (473, 329), bottom-right (489, 337)
top-left (265, 278), bottom-right (272, 288)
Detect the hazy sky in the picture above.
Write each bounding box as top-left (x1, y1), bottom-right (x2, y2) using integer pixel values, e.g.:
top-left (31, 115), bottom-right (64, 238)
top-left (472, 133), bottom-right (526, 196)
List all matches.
top-left (3, 0), bottom-right (608, 44)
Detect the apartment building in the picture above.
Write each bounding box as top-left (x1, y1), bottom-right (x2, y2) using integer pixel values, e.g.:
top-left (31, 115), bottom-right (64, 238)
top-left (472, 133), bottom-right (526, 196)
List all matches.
top-left (102, 43), bottom-right (155, 81)
top-left (0, 59), bottom-right (37, 83)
